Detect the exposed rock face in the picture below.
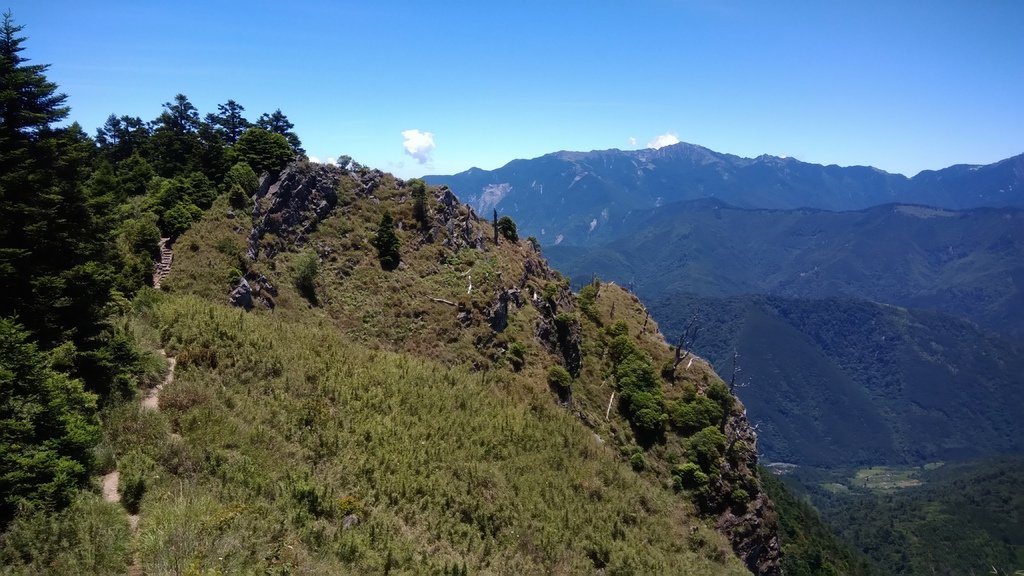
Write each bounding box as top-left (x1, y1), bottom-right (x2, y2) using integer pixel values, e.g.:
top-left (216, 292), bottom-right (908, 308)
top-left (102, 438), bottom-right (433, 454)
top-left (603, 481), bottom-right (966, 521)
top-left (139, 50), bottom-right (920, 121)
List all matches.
top-left (714, 408), bottom-right (781, 575)
top-left (532, 282), bottom-right (582, 377)
top-left (228, 278), bottom-right (253, 310)
top-left (487, 288), bottom-right (523, 332)
top-left (229, 272), bottom-right (279, 311)
top-left (247, 162), bottom-right (389, 261)
top-left (719, 491), bottom-right (779, 575)
top-left (554, 315), bottom-right (583, 378)
top-left (435, 186), bottom-right (487, 251)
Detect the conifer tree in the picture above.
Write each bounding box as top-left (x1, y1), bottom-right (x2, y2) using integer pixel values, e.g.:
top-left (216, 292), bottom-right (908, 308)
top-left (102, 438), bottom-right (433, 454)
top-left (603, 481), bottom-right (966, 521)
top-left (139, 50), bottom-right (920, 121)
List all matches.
top-left (409, 178), bottom-right (429, 225)
top-left (205, 99), bottom-right (251, 144)
top-left (0, 318), bottom-right (100, 525)
top-left (372, 212), bottom-right (401, 270)
top-left (0, 12), bottom-right (112, 348)
top-left (0, 11), bottom-right (68, 142)
top-left (256, 109), bottom-right (304, 155)
top-left (148, 93), bottom-right (203, 176)
top-left (94, 114), bottom-right (150, 163)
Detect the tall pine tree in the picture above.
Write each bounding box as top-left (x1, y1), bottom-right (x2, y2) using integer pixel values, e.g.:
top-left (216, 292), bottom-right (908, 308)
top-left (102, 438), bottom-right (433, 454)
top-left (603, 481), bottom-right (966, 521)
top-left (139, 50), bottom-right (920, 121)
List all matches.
top-left (0, 12), bottom-right (112, 525)
top-left (0, 12), bottom-right (126, 392)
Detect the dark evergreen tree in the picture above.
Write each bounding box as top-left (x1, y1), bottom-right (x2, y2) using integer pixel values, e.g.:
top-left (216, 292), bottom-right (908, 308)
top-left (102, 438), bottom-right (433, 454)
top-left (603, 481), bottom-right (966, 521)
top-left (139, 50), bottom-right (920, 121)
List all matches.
top-left (148, 93), bottom-right (202, 176)
top-left (0, 13), bottom-right (112, 347)
top-left (0, 11), bottom-right (68, 142)
top-left (195, 119), bottom-right (230, 183)
top-left (497, 215), bottom-right (518, 242)
top-left (233, 127), bottom-right (293, 174)
top-left (0, 318), bottom-right (100, 525)
top-left (409, 178), bottom-right (429, 225)
top-left (158, 93), bottom-right (201, 134)
top-left (205, 99), bottom-right (250, 144)
top-left (115, 151), bottom-right (156, 197)
top-left (372, 212), bottom-right (401, 270)
top-left (0, 14), bottom-right (135, 399)
top-left (256, 108), bottom-right (304, 155)
top-left (94, 114), bottom-right (150, 163)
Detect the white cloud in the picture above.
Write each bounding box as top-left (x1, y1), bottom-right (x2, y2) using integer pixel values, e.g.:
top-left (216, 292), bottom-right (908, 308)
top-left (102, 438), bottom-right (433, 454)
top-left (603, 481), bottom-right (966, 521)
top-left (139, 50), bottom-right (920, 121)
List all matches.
top-left (401, 129), bottom-right (435, 164)
top-left (308, 155), bottom-right (321, 163)
top-left (628, 136), bottom-right (637, 146)
top-left (647, 132), bottom-right (680, 149)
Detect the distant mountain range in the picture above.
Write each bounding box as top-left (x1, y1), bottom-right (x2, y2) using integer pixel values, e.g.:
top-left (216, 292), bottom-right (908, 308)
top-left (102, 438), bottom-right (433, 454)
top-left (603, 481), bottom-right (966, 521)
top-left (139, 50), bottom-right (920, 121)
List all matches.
top-left (544, 201), bottom-right (1024, 338)
top-left (425, 143), bottom-right (1024, 246)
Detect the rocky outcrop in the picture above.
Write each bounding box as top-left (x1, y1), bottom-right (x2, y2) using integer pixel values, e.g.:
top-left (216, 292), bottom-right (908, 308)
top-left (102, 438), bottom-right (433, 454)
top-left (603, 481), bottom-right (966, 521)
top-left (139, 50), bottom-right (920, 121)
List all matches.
top-left (248, 164), bottom-right (341, 260)
top-left (434, 186), bottom-right (487, 251)
top-left (247, 163), bottom-right (390, 261)
top-left (533, 283), bottom-right (583, 378)
top-left (487, 288), bottom-right (523, 332)
top-left (713, 408), bottom-right (781, 575)
top-left (228, 272), bottom-right (278, 311)
top-left (718, 490), bottom-right (779, 576)
top-left (228, 278), bottom-right (253, 310)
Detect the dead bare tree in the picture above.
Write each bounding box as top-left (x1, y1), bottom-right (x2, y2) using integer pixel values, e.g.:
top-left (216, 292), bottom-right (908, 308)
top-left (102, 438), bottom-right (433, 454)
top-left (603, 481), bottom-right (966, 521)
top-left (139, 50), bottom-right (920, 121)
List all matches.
top-left (672, 310), bottom-right (702, 370)
top-left (729, 349), bottom-right (750, 393)
top-left (493, 209), bottom-right (499, 245)
top-left (729, 350), bottom-right (740, 392)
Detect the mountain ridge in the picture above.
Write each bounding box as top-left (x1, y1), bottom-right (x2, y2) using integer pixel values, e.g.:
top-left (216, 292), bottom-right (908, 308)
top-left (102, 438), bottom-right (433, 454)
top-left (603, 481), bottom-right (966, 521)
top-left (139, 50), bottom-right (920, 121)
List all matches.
top-left (425, 142), bottom-right (1024, 247)
top-left (159, 160), bottom-right (785, 573)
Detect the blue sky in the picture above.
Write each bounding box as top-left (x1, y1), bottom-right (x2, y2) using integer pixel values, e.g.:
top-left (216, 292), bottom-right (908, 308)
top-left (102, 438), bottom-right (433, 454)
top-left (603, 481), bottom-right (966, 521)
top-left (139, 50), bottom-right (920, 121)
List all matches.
top-left (8, 1), bottom-right (1023, 178)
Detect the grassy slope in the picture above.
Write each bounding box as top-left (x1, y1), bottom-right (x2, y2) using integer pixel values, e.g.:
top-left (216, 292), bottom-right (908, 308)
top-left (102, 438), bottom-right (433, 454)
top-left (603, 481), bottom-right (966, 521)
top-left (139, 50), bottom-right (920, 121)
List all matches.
top-left (97, 294), bottom-right (744, 575)
top-left (23, 167), bottom-right (762, 575)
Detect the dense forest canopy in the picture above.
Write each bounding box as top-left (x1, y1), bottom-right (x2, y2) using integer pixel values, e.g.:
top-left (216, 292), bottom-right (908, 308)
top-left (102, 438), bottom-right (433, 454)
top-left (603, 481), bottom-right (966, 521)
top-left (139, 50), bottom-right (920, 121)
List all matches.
top-left (0, 10), bottom-right (304, 524)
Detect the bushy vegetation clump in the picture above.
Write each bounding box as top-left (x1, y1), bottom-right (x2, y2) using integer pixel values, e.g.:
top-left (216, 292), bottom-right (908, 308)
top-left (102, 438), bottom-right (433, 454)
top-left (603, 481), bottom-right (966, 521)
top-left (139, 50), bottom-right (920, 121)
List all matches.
top-left (232, 127), bottom-right (293, 175)
top-left (294, 250), bottom-right (319, 302)
top-left (224, 161), bottom-right (258, 207)
top-left (496, 215), bottom-right (518, 242)
top-left (547, 364), bottom-right (572, 396)
top-left (608, 332), bottom-right (667, 442)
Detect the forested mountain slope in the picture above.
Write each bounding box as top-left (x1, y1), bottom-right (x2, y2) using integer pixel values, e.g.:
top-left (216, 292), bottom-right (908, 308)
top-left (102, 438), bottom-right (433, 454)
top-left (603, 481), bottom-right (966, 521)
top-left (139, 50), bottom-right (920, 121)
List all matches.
top-left (647, 294), bottom-right (1024, 467)
top-left (788, 457), bottom-right (1024, 575)
top-left (546, 200), bottom-right (1024, 337)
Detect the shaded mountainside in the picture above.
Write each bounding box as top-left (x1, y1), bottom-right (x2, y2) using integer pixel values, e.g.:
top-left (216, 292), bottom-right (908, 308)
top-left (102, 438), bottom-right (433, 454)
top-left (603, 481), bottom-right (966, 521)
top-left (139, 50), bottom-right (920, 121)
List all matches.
top-left (645, 293), bottom-right (1024, 468)
top-left (545, 201), bottom-right (1024, 338)
top-left (144, 160), bottom-right (788, 574)
top-left (425, 143), bottom-right (1024, 246)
